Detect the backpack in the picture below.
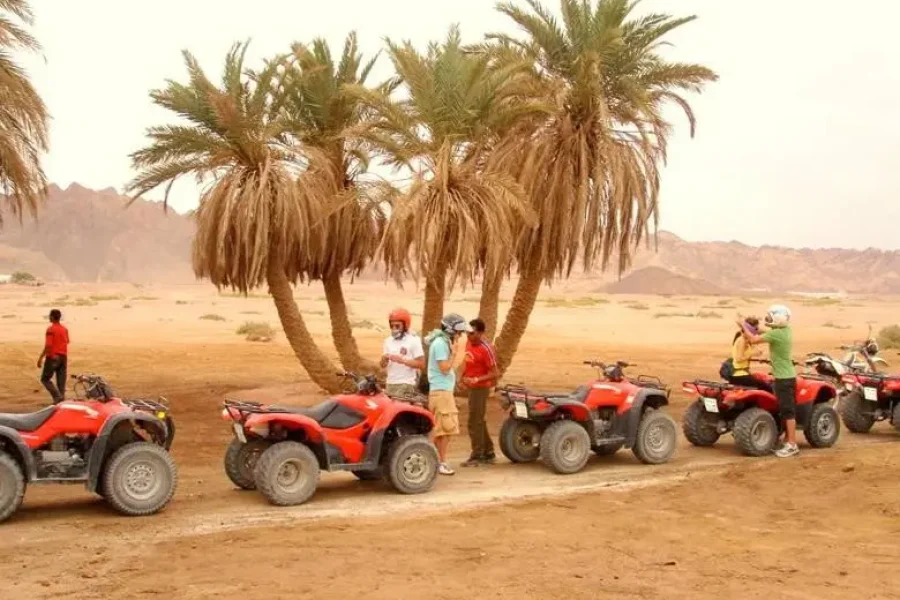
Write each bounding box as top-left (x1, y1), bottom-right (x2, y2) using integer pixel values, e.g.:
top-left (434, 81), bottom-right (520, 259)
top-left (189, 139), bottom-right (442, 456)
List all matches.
top-left (719, 357), bottom-right (735, 380)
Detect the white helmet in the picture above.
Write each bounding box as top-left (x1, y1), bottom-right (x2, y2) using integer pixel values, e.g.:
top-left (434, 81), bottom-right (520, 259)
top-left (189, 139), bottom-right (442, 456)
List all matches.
top-left (765, 304), bottom-right (791, 327)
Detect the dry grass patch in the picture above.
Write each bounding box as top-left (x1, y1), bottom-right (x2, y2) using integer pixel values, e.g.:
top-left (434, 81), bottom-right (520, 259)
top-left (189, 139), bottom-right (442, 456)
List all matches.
top-left (199, 314), bottom-right (226, 321)
top-left (236, 321), bottom-right (275, 342)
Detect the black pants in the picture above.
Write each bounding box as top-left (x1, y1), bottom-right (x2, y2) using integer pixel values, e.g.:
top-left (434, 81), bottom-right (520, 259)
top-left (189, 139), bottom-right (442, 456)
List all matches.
top-left (728, 374), bottom-right (773, 394)
top-left (773, 378), bottom-right (797, 421)
top-left (41, 355), bottom-right (67, 403)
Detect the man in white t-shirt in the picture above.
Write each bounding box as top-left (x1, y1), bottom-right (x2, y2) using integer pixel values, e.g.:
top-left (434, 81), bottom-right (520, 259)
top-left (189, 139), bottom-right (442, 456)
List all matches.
top-left (381, 307), bottom-right (425, 398)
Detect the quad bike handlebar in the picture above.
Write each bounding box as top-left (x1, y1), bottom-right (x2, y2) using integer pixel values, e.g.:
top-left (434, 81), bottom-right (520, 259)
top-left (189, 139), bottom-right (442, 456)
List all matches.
top-left (70, 373), bottom-right (116, 401)
top-left (336, 371), bottom-right (382, 396)
top-left (583, 359), bottom-right (635, 368)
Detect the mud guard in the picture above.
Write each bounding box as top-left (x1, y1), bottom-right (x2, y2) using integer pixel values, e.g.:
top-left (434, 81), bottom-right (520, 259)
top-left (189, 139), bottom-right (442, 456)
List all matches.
top-left (623, 391), bottom-right (669, 449)
top-left (361, 408), bottom-right (435, 465)
top-left (86, 413), bottom-right (169, 493)
top-left (0, 426), bottom-right (37, 481)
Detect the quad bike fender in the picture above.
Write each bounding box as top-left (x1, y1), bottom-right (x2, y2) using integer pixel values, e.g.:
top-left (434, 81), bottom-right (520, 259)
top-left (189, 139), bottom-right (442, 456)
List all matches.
top-left (795, 380), bottom-right (836, 427)
top-left (242, 413), bottom-right (325, 443)
top-left (362, 406), bottom-right (435, 465)
top-left (0, 425), bottom-right (36, 480)
top-left (542, 399), bottom-right (591, 422)
top-left (623, 391), bottom-right (669, 448)
top-left (86, 412), bottom-right (169, 493)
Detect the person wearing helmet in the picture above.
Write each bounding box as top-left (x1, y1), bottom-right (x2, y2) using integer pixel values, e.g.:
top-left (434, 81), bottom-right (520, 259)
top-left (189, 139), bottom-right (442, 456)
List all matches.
top-left (738, 304), bottom-right (798, 458)
top-left (424, 312), bottom-right (473, 475)
top-left (381, 308), bottom-right (425, 399)
top-left (724, 317), bottom-right (772, 392)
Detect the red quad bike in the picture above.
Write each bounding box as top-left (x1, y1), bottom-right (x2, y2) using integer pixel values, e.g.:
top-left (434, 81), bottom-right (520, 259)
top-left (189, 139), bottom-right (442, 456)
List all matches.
top-left (221, 371), bottom-right (439, 506)
top-left (681, 359), bottom-right (840, 456)
top-left (497, 360), bottom-right (678, 475)
top-left (0, 374), bottom-right (177, 524)
top-left (838, 371), bottom-right (900, 434)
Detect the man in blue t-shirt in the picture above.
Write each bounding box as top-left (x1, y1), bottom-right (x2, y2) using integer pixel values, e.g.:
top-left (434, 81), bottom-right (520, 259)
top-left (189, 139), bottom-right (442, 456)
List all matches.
top-left (424, 313), bottom-right (473, 476)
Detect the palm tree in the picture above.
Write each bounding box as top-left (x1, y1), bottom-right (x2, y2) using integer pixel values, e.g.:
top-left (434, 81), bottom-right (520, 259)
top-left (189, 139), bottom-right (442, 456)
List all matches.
top-left (479, 0), bottom-right (718, 372)
top-left (277, 33), bottom-right (385, 373)
top-left (352, 25), bottom-right (538, 334)
top-left (0, 0), bottom-right (48, 228)
top-left (126, 42), bottom-right (345, 393)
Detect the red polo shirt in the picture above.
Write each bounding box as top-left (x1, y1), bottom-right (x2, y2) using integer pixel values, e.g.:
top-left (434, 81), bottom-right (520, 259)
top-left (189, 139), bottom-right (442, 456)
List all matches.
top-left (464, 339), bottom-right (497, 388)
top-left (45, 322), bottom-right (69, 358)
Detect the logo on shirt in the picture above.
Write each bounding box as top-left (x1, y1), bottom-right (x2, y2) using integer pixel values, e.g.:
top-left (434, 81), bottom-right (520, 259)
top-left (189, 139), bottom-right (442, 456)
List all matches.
top-left (400, 347), bottom-right (407, 356)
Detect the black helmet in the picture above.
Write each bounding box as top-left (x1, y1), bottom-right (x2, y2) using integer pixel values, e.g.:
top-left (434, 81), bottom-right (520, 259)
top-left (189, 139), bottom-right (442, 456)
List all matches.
top-left (440, 313), bottom-right (472, 337)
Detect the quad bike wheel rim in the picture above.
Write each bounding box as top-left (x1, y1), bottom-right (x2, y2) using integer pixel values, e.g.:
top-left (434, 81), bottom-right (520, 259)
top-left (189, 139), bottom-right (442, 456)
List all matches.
top-left (816, 411), bottom-right (836, 440)
top-left (124, 459), bottom-right (163, 501)
top-left (559, 433), bottom-right (584, 463)
top-left (276, 458), bottom-right (309, 493)
top-left (515, 423), bottom-right (539, 454)
top-left (644, 422), bottom-right (672, 454)
top-left (751, 420), bottom-right (775, 449)
top-left (401, 450), bottom-right (430, 485)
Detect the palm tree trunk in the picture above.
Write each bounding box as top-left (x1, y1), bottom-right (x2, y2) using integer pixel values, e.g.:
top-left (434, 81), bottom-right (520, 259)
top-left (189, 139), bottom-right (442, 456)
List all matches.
top-left (478, 272), bottom-right (502, 342)
top-left (494, 269), bottom-right (543, 376)
top-left (267, 258), bottom-right (344, 393)
top-left (322, 270), bottom-right (375, 374)
top-left (421, 263), bottom-right (448, 335)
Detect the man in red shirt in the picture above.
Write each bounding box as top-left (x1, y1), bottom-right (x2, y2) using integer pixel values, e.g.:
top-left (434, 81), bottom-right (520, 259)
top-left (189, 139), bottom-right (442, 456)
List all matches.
top-left (37, 309), bottom-right (69, 404)
top-left (461, 318), bottom-right (499, 467)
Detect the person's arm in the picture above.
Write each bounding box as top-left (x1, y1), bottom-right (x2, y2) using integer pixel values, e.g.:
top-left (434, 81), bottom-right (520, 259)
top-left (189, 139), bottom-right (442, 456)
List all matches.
top-left (37, 329), bottom-right (51, 367)
top-left (380, 339), bottom-right (390, 368)
top-left (736, 319), bottom-right (766, 345)
top-left (435, 340), bottom-right (454, 374)
top-left (407, 338), bottom-right (425, 370)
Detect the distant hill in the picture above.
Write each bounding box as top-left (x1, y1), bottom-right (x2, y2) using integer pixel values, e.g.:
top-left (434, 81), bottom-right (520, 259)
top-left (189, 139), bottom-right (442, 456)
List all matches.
top-left (602, 266), bottom-right (725, 296)
top-left (0, 183), bottom-right (194, 283)
top-left (1, 183), bottom-right (899, 293)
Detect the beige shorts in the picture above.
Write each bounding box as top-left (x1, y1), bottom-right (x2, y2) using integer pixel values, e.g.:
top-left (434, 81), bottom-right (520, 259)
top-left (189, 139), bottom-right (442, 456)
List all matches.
top-left (428, 389), bottom-right (459, 438)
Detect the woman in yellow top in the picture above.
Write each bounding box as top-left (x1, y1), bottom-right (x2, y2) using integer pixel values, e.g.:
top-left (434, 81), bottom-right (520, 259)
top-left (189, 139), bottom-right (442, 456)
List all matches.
top-left (727, 317), bottom-right (772, 392)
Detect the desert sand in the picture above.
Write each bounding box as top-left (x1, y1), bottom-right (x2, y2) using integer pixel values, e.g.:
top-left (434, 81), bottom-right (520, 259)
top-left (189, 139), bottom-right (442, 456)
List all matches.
top-left (1, 281), bottom-right (899, 599)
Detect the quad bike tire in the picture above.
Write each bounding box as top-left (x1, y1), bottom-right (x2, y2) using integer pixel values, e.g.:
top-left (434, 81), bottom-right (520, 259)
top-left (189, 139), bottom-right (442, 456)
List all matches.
top-left (0, 452), bottom-right (26, 524)
top-left (804, 403), bottom-right (841, 448)
top-left (839, 391), bottom-right (876, 434)
top-left (733, 408), bottom-right (778, 457)
top-left (499, 418), bottom-right (541, 463)
top-left (224, 439), bottom-right (270, 490)
top-left (593, 442), bottom-right (623, 457)
top-left (893, 402), bottom-right (900, 433)
top-left (539, 420), bottom-right (591, 475)
top-left (682, 401), bottom-right (721, 447)
top-left (385, 435), bottom-right (438, 494)
top-left (254, 441), bottom-right (320, 506)
top-left (632, 409), bottom-right (678, 465)
top-left (101, 442), bottom-right (178, 517)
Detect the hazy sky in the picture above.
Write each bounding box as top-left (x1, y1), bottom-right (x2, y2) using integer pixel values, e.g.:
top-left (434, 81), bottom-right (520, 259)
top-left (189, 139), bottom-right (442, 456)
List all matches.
top-left (19, 0), bottom-right (900, 250)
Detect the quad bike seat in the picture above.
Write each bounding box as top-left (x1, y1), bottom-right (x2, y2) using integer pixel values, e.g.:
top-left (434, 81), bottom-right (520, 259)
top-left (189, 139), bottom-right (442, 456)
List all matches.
top-left (0, 405), bottom-right (57, 432)
top-left (270, 400), bottom-right (338, 422)
top-left (269, 400), bottom-right (365, 429)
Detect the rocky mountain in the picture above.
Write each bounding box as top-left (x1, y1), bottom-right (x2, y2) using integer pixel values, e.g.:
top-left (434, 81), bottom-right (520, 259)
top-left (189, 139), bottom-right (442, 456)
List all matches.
top-left (0, 183), bottom-right (194, 283)
top-left (1, 184), bottom-right (898, 293)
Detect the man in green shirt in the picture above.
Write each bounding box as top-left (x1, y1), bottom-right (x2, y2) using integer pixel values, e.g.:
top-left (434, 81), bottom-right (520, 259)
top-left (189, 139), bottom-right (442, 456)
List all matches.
top-left (738, 304), bottom-right (798, 458)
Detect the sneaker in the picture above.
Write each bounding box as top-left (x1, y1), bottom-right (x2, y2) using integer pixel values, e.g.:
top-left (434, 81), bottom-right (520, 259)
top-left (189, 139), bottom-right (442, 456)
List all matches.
top-left (438, 463), bottom-right (456, 476)
top-left (775, 443), bottom-right (799, 458)
top-left (461, 456), bottom-right (482, 467)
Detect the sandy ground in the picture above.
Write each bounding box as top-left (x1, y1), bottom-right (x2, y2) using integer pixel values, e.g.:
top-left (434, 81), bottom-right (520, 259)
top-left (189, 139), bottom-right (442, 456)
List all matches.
top-left (0, 282), bottom-right (899, 599)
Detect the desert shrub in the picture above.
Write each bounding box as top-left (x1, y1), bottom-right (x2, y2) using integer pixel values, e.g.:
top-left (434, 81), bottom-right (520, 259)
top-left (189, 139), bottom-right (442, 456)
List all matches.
top-left (73, 297), bottom-right (98, 307)
top-left (236, 321), bottom-right (275, 342)
top-left (10, 271), bottom-right (35, 284)
top-left (122, 304), bottom-right (132, 309)
top-left (1, 314), bottom-right (15, 319)
top-left (175, 300), bottom-right (189, 305)
top-left (801, 297), bottom-right (841, 307)
top-left (697, 310), bottom-right (723, 319)
top-left (131, 295), bottom-right (159, 301)
top-left (89, 294), bottom-right (123, 301)
top-left (240, 310), bottom-right (261, 315)
top-left (626, 302), bottom-right (650, 311)
top-left (654, 312), bottom-right (694, 319)
top-left (877, 325), bottom-right (900, 350)
top-left (200, 313), bottom-right (226, 321)
top-left (823, 321), bottom-right (850, 330)
top-left (350, 319), bottom-right (381, 331)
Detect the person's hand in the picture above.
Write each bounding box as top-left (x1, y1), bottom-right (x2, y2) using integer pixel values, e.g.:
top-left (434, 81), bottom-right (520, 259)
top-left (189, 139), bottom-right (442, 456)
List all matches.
top-left (463, 376), bottom-right (478, 386)
top-left (36, 358), bottom-right (42, 368)
top-left (387, 354), bottom-right (404, 365)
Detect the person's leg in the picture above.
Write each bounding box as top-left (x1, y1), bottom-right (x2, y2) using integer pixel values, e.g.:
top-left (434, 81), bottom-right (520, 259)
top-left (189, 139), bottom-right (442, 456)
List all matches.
top-left (55, 355), bottom-right (67, 402)
top-left (429, 390), bottom-right (458, 474)
top-left (775, 378), bottom-right (799, 457)
top-left (479, 389), bottom-right (495, 460)
top-left (41, 357), bottom-right (62, 403)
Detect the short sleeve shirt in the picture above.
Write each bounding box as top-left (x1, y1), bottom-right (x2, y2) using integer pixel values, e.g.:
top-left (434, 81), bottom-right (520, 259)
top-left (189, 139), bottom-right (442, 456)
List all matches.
top-left (761, 327), bottom-right (795, 379)
top-left (427, 336), bottom-right (456, 391)
top-left (382, 333), bottom-right (424, 385)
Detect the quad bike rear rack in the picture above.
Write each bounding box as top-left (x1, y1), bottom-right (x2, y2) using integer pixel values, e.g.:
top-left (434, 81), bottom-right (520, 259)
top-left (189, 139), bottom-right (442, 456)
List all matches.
top-left (222, 399), bottom-right (293, 422)
top-left (123, 398), bottom-right (170, 413)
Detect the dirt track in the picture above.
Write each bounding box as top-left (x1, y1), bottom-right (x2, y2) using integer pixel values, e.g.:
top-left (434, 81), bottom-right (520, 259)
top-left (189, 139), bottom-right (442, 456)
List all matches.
top-left (1, 285), bottom-right (900, 599)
